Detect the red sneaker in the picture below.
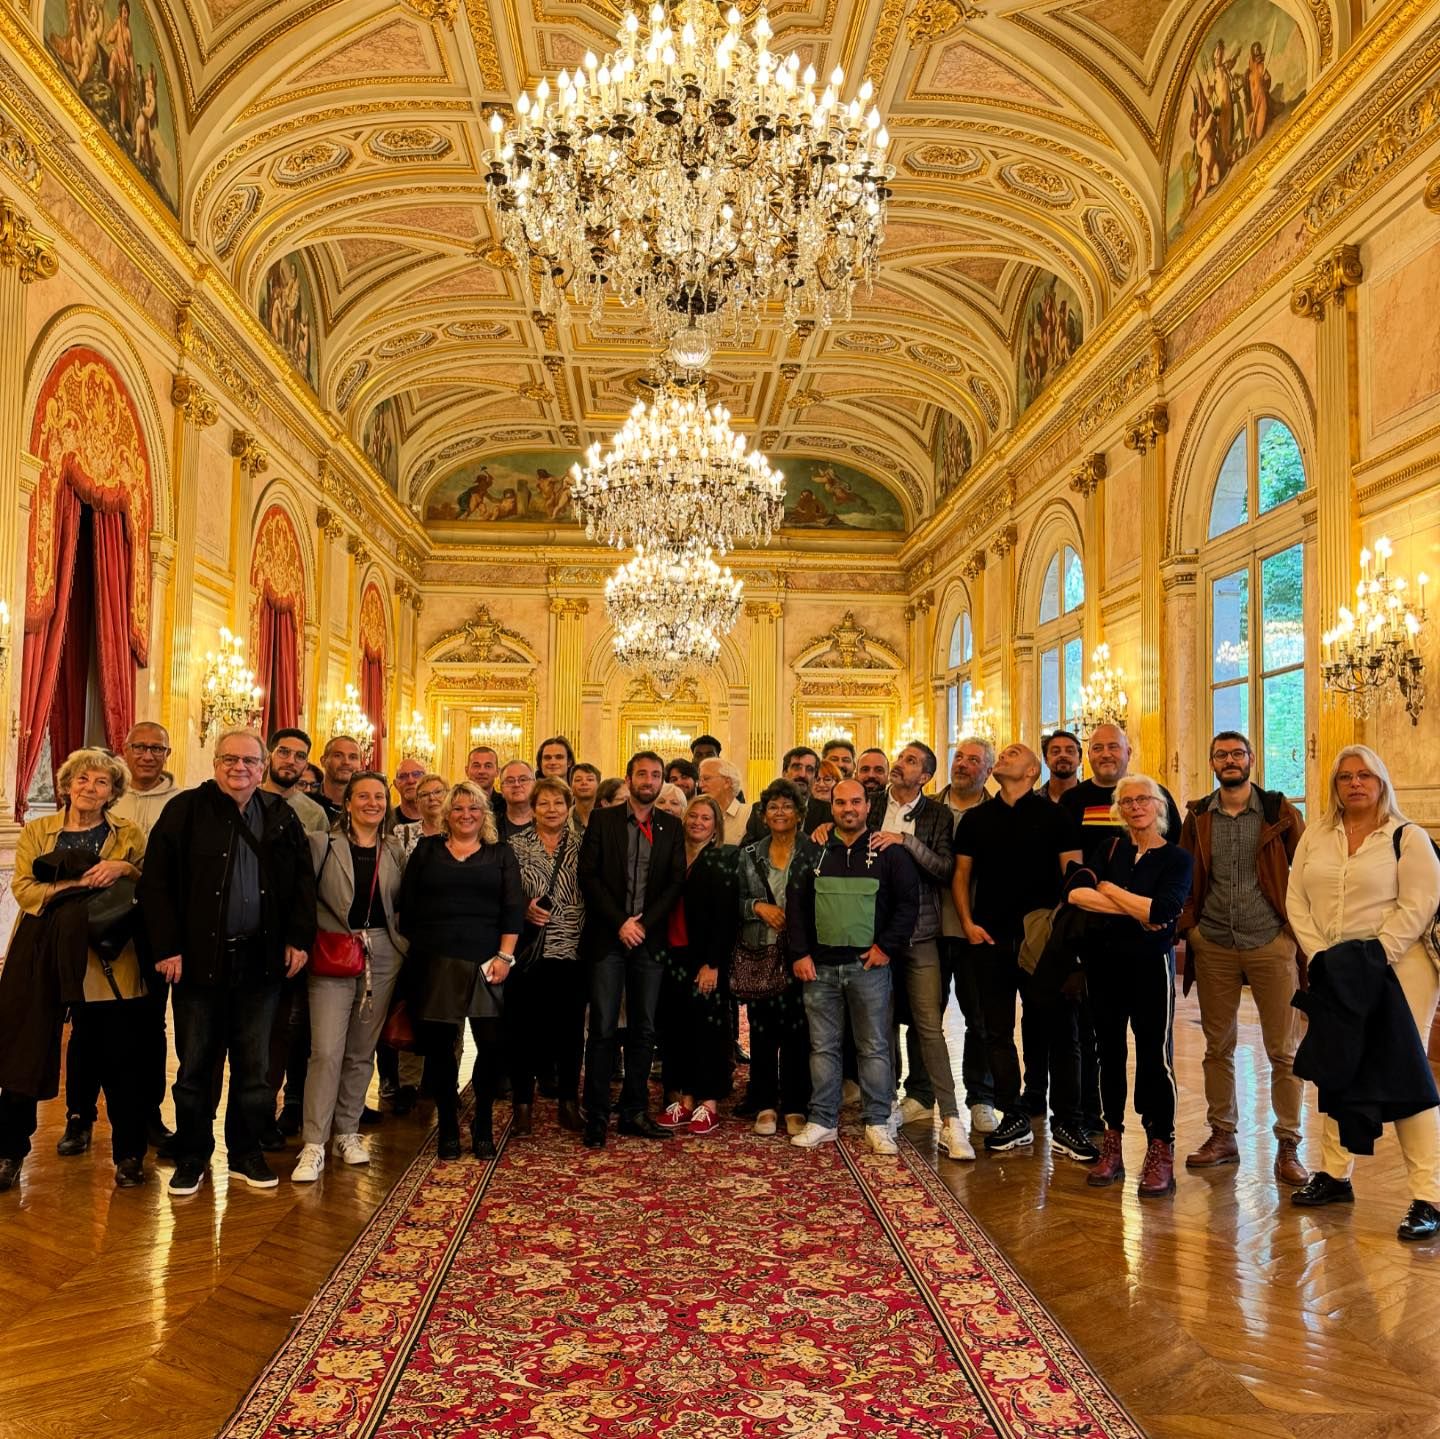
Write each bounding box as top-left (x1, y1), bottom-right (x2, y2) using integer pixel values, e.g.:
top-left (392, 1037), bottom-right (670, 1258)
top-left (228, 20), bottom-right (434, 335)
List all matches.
top-left (658, 1101), bottom-right (691, 1130)
top-left (688, 1105), bottom-right (719, 1137)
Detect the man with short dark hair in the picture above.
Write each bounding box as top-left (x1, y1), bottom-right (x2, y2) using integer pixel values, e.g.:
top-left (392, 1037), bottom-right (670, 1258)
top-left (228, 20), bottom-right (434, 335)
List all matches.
top-left (467, 744), bottom-right (499, 792)
top-left (1177, 731), bottom-right (1308, 1185)
top-left (536, 736), bottom-right (575, 779)
top-left (317, 735), bottom-right (362, 822)
top-left (821, 738), bottom-right (856, 779)
top-left (139, 729), bottom-right (316, 1197)
top-left (498, 759), bottom-right (536, 841)
top-left (109, 722), bottom-right (177, 833)
top-left (744, 746), bottom-right (827, 841)
top-left (665, 757), bottom-right (699, 798)
top-left (856, 748), bottom-right (889, 797)
top-left (1038, 730), bottom-right (1082, 803)
top-left (788, 779), bottom-right (919, 1155)
top-left (393, 756), bottom-right (427, 823)
top-left (263, 729), bottom-right (328, 834)
top-left (691, 735), bottom-right (722, 763)
top-left (578, 751), bottom-right (686, 1147)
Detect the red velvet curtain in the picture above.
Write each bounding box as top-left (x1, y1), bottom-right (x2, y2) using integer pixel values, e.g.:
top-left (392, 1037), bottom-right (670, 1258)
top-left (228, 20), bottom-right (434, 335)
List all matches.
top-left (50, 509), bottom-right (93, 779)
top-left (92, 507), bottom-right (136, 750)
top-left (256, 598), bottom-right (300, 740)
top-left (16, 486), bottom-right (81, 819)
top-left (361, 647), bottom-right (385, 772)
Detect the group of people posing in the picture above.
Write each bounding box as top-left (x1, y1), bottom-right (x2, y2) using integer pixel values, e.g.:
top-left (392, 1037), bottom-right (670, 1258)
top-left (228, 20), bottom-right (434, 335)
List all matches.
top-left (1, 717), bottom-right (1437, 1243)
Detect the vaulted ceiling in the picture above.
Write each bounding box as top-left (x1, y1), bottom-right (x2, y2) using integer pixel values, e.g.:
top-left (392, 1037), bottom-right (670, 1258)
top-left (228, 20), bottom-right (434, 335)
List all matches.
top-left (131, 0), bottom-right (1334, 531)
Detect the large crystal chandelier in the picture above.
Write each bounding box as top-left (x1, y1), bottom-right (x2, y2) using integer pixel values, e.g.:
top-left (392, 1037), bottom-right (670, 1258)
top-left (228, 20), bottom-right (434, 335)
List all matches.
top-left (639, 721), bottom-right (695, 752)
top-left (483, 0), bottom-right (894, 358)
top-left (471, 714), bottom-right (524, 754)
top-left (198, 628), bottom-right (263, 743)
top-left (397, 710), bottom-right (437, 766)
top-left (1072, 643), bottom-right (1129, 738)
top-left (329, 684), bottom-right (376, 766)
top-left (606, 544), bottom-right (743, 691)
top-left (571, 380), bottom-right (783, 553)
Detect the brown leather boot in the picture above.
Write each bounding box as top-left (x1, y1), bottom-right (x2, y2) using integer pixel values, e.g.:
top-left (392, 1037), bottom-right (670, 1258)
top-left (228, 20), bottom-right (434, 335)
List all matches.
top-left (1138, 1139), bottom-right (1176, 1198)
top-left (512, 1103), bottom-right (534, 1136)
top-left (1185, 1127), bottom-right (1240, 1168)
top-left (1274, 1138), bottom-right (1308, 1187)
top-left (1087, 1128), bottom-right (1125, 1187)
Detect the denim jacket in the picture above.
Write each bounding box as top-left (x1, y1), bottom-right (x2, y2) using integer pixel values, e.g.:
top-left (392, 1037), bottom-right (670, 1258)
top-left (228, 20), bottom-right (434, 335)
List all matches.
top-left (736, 833), bottom-right (822, 950)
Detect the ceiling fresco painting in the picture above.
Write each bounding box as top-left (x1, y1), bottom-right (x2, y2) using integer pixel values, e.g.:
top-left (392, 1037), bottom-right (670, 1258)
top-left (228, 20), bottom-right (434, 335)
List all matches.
top-left (424, 450), bottom-right (583, 525)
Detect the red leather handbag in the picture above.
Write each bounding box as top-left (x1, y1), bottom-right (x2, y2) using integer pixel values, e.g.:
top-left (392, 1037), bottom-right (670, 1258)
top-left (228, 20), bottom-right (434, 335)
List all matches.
top-left (310, 840), bottom-right (379, 979)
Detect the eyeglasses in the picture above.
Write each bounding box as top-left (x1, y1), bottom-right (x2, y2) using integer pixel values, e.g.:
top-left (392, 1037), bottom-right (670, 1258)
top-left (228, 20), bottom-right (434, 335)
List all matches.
top-left (271, 744), bottom-right (309, 761)
top-left (1211, 748), bottom-right (1249, 762)
top-left (417, 786), bottom-right (447, 800)
top-left (501, 775), bottom-right (533, 786)
top-left (128, 742), bottom-right (171, 756)
top-left (1117, 796), bottom-right (1157, 809)
top-left (216, 754), bottom-right (264, 770)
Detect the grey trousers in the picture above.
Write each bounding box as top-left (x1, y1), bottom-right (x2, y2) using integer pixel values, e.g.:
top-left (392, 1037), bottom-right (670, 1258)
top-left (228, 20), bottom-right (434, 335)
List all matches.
top-left (895, 938), bottom-right (959, 1120)
top-left (302, 932), bottom-right (404, 1146)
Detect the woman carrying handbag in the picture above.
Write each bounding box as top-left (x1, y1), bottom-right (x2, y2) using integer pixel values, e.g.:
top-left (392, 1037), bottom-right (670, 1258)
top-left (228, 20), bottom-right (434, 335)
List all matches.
top-left (291, 773), bottom-right (408, 1183)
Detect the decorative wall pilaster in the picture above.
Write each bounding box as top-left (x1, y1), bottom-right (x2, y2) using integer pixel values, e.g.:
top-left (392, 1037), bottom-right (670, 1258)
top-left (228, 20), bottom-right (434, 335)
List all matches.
top-left (0, 196), bottom-right (57, 808)
top-left (548, 597), bottom-right (589, 741)
top-left (989, 526), bottom-right (1017, 741)
top-left (1069, 453), bottom-right (1107, 657)
top-left (229, 429), bottom-right (267, 629)
top-left (1291, 243), bottom-right (1363, 774)
top-left (745, 600), bottom-right (784, 800)
top-left (312, 504), bottom-right (345, 731)
top-left (1161, 553), bottom-right (1199, 801)
top-left (1124, 404), bottom-right (1169, 775)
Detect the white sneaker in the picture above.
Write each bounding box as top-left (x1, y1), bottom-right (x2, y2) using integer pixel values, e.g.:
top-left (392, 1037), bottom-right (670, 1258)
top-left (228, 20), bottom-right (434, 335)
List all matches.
top-left (333, 1133), bottom-right (369, 1166)
top-left (865, 1124), bottom-right (900, 1155)
top-left (753, 1109), bottom-right (778, 1137)
top-left (941, 1116), bottom-right (976, 1161)
top-left (790, 1122), bottom-right (839, 1149)
top-left (970, 1103), bottom-right (1000, 1134)
top-left (841, 1080), bottom-right (861, 1107)
top-left (291, 1143), bottom-right (325, 1183)
top-left (784, 1113), bottom-right (807, 1137)
top-left (899, 1097), bottom-right (933, 1125)
top-left (887, 1101), bottom-right (904, 1135)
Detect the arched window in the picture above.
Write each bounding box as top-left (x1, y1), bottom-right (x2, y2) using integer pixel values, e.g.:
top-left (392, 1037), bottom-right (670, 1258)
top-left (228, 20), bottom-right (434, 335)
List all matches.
top-left (1204, 416), bottom-right (1308, 803)
top-left (1036, 543), bottom-right (1084, 733)
top-left (944, 610), bottom-right (974, 770)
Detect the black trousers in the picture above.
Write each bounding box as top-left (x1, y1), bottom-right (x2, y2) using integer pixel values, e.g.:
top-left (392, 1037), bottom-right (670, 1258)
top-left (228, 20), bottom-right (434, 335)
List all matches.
top-left (65, 983), bottom-right (168, 1126)
top-left (746, 985), bottom-right (811, 1115)
top-left (420, 1017), bottom-right (503, 1138)
top-left (506, 958), bottom-right (588, 1106)
top-left (266, 974), bottom-right (310, 1117)
top-left (1019, 987), bottom-right (1102, 1125)
top-left (663, 948), bottom-right (733, 1102)
top-left (1085, 948), bottom-right (1178, 1142)
top-left (974, 936), bottom-right (1082, 1127)
top-left (1, 999), bottom-right (150, 1163)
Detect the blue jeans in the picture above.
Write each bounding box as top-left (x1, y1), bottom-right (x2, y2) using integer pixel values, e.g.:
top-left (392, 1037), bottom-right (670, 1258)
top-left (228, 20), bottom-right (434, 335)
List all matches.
top-left (802, 962), bottom-right (894, 1128)
top-left (172, 981), bottom-right (281, 1164)
top-left (583, 946), bottom-right (664, 1123)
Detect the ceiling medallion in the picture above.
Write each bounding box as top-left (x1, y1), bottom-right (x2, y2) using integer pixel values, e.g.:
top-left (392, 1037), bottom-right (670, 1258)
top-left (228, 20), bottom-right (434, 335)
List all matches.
top-left (606, 544), bottom-right (744, 692)
top-left (482, 1), bottom-right (895, 358)
top-left (570, 378), bottom-right (784, 555)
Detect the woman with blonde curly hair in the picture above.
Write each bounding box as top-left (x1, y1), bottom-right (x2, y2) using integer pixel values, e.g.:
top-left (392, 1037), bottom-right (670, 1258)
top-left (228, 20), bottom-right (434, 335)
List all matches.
top-left (396, 781), bottom-right (524, 1160)
top-left (0, 748), bottom-right (148, 1192)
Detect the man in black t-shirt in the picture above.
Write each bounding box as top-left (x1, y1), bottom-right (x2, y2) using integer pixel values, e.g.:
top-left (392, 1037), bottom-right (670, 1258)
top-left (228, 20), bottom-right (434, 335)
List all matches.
top-left (953, 742), bottom-right (1096, 1160)
top-left (1061, 724), bottom-right (1182, 851)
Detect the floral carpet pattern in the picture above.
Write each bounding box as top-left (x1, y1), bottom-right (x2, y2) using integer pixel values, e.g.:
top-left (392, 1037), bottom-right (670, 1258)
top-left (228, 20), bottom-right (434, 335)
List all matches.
top-left (222, 1114), bottom-right (1145, 1439)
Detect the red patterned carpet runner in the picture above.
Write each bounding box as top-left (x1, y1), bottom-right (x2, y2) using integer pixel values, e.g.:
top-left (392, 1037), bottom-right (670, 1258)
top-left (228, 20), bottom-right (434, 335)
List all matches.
top-left (223, 1115), bottom-right (1143, 1438)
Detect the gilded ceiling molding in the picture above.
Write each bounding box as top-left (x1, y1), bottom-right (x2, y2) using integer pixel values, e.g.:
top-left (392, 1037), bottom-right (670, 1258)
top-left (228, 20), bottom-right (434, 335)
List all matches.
top-left (230, 430), bottom-right (269, 477)
top-left (1289, 244), bottom-right (1364, 322)
top-left (0, 106), bottom-right (42, 190)
top-left (463, 0), bottom-right (506, 92)
top-left (962, 480), bottom-right (1015, 544)
top-left (1426, 164), bottom-right (1440, 213)
top-left (862, 0), bottom-right (907, 89)
top-left (1068, 453), bottom-right (1107, 497)
top-left (1078, 331), bottom-right (1166, 438)
top-left (176, 297), bottom-right (262, 415)
top-left (1309, 0), bottom-right (1335, 67)
top-left (404, 0), bottom-right (460, 23)
top-left (171, 373), bottom-right (219, 428)
top-left (1123, 403), bottom-right (1169, 456)
top-left (905, 0), bottom-right (978, 45)
top-left (364, 128), bottom-right (454, 163)
top-left (0, 197), bottom-right (58, 283)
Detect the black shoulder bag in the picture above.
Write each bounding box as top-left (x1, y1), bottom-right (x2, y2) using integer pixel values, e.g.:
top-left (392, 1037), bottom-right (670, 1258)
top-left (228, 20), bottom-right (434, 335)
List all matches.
top-left (513, 834), bottom-right (569, 973)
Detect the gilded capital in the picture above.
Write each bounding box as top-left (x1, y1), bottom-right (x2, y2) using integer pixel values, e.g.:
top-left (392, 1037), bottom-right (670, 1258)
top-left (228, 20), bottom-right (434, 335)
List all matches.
top-left (961, 548), bottom-right (987, 581)
top-left (744, 600), bottom-right (784, 620)
top-left (403, 0), bottom-right (459, 20)
top-left (346, 533), bottom-right (371, 565)
top-left (229, 430), bottom-right (269, 477)
top-left (1290, 244), bottom-right (1364, 322)
top-left (171, 373), bottom-right (219, 427)
top-left (316, 504), bottom-right (345, 541)
top-left (990, 523), bottom-right (1018, 559)
top-left (0, 111), bottom-right (44, 191)
top-left (0, 198), bottom-right (58, 283)
top-left (549, 596), bottom-right (590, 618)
top-left (1123, 404), bottom-right (1169, 456)
top-left (1068, 452), bottom-right (1108, 497)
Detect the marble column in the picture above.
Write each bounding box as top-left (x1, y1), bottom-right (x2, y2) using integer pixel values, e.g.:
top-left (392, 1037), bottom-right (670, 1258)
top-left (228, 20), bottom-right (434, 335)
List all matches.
top-left (548, 597), bottom-right (589, 742)
top-left (1291, 244), bottom-right (1363, 774)
top-left (1069, 453), bottom-right (1108, 658)
top-left (989, 525), bottom-right (1018, 742)
top-left (1125, 404), bottom-right (1169, 778)
top-left (0, 196), bottom-right (57, 811)
top-left (163, 374), bottom-right (218, 760)
top-left (744, 600), bottom-right (783, 801)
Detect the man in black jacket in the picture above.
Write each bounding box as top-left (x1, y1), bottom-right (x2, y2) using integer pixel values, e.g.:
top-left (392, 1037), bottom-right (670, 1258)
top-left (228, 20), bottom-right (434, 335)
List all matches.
top-left (743, 745), bottom-right (828, 842)
top-left (139, 729), bottom-right (315, 1196)
top-left (577, 750), bottom-right (685, 1147)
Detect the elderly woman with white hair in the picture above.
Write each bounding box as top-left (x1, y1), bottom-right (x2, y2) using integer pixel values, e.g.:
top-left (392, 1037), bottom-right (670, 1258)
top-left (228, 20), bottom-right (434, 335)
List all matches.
top-left (0, 749), bottom-right (147, 1192)
top-left (1064, 772), bottom-right (1194, 1200)
top-left (1286, 745), bottom-right (1440, 1241)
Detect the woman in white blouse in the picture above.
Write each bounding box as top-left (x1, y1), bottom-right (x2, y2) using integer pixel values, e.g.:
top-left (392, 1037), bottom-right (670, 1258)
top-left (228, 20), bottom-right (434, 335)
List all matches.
top-left (1286, 745), bottom-right (1440, 1240)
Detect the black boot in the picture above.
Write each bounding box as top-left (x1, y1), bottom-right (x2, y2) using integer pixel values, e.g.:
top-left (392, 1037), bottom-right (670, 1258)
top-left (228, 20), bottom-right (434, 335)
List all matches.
top-left (56, 1117), bottom-right (91, 1156)
top-left (471, 1105), bottom-right (497, 1160)
top-left (436, 1110), bottom-right (461, 1161)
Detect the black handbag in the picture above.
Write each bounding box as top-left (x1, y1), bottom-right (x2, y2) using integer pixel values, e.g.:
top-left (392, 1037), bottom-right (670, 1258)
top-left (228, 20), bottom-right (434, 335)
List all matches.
top-left (513, 834), bottom-right (569, 972)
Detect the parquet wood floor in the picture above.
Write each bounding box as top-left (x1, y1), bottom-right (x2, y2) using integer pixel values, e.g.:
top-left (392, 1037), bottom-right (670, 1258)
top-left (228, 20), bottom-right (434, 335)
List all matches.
top-left (0, 992), bottom-right (1433, 1439)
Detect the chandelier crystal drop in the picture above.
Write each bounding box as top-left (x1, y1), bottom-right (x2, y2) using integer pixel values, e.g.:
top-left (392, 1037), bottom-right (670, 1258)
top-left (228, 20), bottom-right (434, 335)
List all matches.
top-left (606, 544), bottom-right (744, 690)
top-left (571, 381), bottom-right (783, 554)
top-left (483, 0), bottom-right (894, 353)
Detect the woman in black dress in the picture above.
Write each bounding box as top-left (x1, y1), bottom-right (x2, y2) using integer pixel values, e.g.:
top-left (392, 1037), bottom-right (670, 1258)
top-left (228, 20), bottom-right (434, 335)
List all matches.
top-left (397, 781), bottom-right (524, 1159)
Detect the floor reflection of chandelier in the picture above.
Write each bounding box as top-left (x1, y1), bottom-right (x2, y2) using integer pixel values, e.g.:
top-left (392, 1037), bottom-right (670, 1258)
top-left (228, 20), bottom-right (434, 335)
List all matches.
top-left (639, 721), bottom-right (694, 753)
top-left (471, 714), bottom-right (523, 754)
top-left (329, 684), bottom-right (376, 765)
top-left (607, 544), bottom-right (743, 692)
top-left (483, 0), bottom-right (894, 359)
top-left (571, 381), bottom-right (783, 554)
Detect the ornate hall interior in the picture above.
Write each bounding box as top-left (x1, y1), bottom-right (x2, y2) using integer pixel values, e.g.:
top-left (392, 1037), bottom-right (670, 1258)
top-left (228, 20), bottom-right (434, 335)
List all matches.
top-left (0, 0), bottom-right (1439, 1434)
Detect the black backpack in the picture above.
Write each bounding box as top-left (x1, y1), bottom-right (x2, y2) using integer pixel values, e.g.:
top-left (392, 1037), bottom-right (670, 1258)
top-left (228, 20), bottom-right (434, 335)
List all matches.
top-left (1393, 823), bottom-right (1440, 962)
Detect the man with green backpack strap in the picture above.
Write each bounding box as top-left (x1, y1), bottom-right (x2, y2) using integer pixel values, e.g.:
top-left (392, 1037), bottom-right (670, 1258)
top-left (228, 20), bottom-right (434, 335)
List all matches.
top-left (785, 779), bottom-right (919, 1155)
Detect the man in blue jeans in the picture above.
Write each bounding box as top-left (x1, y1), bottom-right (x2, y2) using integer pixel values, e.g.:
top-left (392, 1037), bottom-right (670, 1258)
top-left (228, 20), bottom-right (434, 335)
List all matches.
top-left (786, 779), bottom-right (919, 1154)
